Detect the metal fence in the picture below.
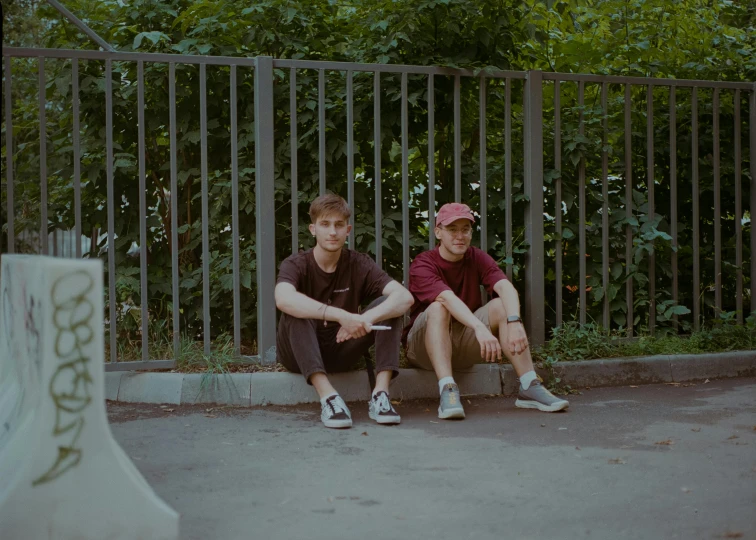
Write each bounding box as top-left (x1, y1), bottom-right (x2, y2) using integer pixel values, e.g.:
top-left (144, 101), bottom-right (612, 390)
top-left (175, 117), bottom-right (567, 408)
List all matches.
top-left (2, 46), bottom-right (755, 370)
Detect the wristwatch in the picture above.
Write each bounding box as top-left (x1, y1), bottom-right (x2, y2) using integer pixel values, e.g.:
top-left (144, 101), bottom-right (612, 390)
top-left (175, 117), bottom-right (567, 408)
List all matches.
top-left (506, 315), bottom-right (522, 324)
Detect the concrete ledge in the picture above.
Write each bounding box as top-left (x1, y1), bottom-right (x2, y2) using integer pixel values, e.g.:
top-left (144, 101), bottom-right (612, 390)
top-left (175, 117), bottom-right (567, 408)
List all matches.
top-left (118, 373), bottom-right (184, 404)
top-left (105, 350), bottom-right (756, 406)
top-left (104, 372), bottom-right (123, 401)
top-left (249, 372), bottom-right (316, 406)
top-left (181, 373), bottom-right (252, 406)
top-left (454, 364), bottom-right (503, 396)
top-left (500, 365), bottom-right (521, 396)
top-left (557, 356), bottom-right (673, 388)
top-left (729, 350), bottom-right (756, 377)
top-left (670, 353), bottom-right (734, 382)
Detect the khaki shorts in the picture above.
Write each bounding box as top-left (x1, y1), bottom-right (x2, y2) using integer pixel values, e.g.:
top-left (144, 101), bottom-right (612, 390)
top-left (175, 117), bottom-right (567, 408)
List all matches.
top-left (406, 302), bottom-right (491, 371)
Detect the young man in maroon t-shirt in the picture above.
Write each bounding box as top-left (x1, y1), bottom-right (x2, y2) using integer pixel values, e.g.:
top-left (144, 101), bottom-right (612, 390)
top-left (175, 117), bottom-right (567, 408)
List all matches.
top-left (405, 202), bottom-right (569, 419)
top-left (275, 194), bottom-right (414, 429)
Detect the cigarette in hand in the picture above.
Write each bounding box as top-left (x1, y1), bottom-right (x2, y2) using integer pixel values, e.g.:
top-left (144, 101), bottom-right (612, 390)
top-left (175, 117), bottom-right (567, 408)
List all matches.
top-left (370, 325), bottom-right (391, 330)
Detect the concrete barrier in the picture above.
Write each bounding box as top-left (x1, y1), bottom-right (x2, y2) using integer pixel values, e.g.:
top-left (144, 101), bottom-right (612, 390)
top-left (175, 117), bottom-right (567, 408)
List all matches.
top-left (0, 255), bottom-right (179, 540)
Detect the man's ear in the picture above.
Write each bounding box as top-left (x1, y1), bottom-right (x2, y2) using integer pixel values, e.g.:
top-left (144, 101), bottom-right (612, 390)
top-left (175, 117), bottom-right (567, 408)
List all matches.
top-left (347, 223), bottom-right (352, 235)
top-left (309, 223), bottom-right (315, 236)
top-left (434, 227), bottom-right (442, 240)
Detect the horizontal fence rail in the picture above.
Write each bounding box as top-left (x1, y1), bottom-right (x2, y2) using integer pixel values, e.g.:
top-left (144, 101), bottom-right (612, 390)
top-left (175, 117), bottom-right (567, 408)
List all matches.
top-left (2, 47), bottom-right (755, 370)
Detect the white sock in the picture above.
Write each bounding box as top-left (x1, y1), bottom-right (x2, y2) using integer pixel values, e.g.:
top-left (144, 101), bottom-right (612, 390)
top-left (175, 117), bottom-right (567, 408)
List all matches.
top-left (438, 376), bottom-right (455, 394)
top-left (320, 392), bottom-right (339, 405)
top-left (520, 371), bottom-right (538, 390)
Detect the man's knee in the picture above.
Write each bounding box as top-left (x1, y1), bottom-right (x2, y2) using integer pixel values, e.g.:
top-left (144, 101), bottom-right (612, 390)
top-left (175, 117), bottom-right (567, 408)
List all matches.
top-left (425, 301), bottom-right (451, 325)
top-left (487, 299), bottom-right (507, 322)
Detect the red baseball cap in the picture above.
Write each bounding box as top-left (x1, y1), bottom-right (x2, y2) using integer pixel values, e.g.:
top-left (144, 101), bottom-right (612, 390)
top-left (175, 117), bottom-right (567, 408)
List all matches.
top-left (436, 203), bottom-right (475, 227)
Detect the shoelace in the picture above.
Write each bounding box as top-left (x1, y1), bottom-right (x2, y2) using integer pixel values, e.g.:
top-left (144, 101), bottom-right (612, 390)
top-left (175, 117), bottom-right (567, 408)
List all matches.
top-left (373, 392), bottom-right (393, 413)
top-left (326, 396), bottom-right (346, 417)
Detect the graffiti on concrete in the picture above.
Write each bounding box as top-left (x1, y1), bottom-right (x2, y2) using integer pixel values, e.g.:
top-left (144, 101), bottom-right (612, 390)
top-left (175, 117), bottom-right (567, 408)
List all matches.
top-left (33, 270), bottom-right (95, 486)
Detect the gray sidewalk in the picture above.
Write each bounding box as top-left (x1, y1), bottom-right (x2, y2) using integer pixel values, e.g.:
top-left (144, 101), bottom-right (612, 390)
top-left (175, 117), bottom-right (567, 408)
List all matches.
top-left (105, 350), bottom-right (756, 406)
top-left (107, 378), bottom-right (756, 540)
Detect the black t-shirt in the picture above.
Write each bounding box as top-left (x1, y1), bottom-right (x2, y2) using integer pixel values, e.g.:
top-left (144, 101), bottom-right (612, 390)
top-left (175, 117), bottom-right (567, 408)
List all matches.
top-left (276, 248), bottom-right (393, 334)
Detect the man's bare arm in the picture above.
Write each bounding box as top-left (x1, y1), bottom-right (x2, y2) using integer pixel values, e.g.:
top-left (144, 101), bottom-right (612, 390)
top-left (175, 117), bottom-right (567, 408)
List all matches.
top-left (361, 280), bottom-right (414, 324)
top-left (492, 279), bottom-right (528, 355)
top-left (275, 282), bottom-right (349, 322)
top-left (492, 279), bottom-right (521, 318)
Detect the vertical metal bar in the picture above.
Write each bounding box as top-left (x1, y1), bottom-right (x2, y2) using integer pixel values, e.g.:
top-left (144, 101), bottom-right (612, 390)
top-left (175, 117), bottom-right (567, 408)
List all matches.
top-left (347, 70), bottom-right (355, 248)
top-left (106, 59), bottom-right (116, 363)
top-left (554, 80), bottom-right (562, 326)
top-left (647, 85), bottom-right (655, 333)
top-left (454, 74), bottom-right (461, 202)
top-left (625, 84), bottom-right (633, 336)
top-left (428, 74), bottom-right (435, 249)
top-left (692, 88), bottom-right (701, 330)
top-left (200, 63), bottom-right (211, 355)
top-left (602, 82), bottom-right (609, 329)
top-left (374, 72), bottom-right (383, 263)
top-left (578, 81), bottom-right (586, 326)
top-left (318, 69), bottom-right (326, 196)
top-left (255, 57), bottom-right (277, 362)
top-left (230, 65), bottom-right (241, 354)
top-left (5, 56), bottom-right (14, 253)
top-left (479, 76), bottom-right (487, 252)
top-left (734, 90), bottom-right (742, 324)
top-left (290, 68), bottom-right (298, 255)
top-left (138, 60), bottom-right (149, 361)
top-left (169, 62), bottom-right (180, 358)
top-left (39, 57), bottom-right (48, 255)
top-left (713, 88), bottom-right (721, 314)
top-left (72, 58), bottom-right (81, 258)
top-left (505, 78), bottom-right (513, 279)
top-left (53, 229), bottom-right (58, 257)
top-left (401, 72), bottom-right (409, 287)
top-left (750, 86), bottom-right (756, 316)
top-left (670, 86), bottom-right (678, 329)
top-left (523, 70), bottom-right (545, 346)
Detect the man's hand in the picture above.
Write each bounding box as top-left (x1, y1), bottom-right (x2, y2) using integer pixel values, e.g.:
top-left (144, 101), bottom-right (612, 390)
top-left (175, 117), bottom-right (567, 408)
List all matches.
top-left (474, 324), bottom-right (502, 363)
top-left (506, 321), bottom-right (529, 356)
top-left (336, 313), bottom-right (373, 343)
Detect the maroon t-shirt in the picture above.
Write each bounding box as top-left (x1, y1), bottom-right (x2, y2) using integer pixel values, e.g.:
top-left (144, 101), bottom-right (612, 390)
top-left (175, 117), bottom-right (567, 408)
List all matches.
top-left (404, 246), bottom-right (507, 342)
top-left (277, 248), bottom-right (393, 337)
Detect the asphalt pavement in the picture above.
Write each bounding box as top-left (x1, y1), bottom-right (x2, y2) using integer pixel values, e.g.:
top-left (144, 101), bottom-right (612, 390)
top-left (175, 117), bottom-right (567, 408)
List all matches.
top-left (107, 378), bottom-right (756, 540)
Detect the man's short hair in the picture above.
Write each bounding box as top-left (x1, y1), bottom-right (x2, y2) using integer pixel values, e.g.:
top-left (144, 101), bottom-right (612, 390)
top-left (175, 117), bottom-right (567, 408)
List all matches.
top-left (309, 194), bottom-right (351, 223)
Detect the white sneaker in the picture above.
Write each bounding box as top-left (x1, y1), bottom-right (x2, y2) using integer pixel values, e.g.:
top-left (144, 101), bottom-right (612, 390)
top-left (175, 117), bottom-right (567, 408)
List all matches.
top-left (368, 391), bottom-right (401, 425)
top-left (321, 394), bottom-right (352, 429)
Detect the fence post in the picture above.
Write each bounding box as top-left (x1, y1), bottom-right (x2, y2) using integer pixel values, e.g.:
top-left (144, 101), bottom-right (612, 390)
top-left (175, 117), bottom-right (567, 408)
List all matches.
top-left (523, 70), bottom-right (545, 346)
top-left (255, 56), bottom-right (277, 363)
top-left (750, 84), bottom-right (756, 316)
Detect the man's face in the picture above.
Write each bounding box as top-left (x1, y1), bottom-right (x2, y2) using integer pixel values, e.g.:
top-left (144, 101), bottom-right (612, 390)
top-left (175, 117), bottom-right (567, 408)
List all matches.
top-left (309, 212), bottom-right (351, 253)
top-left (435, 218), bottom-right (473, 257)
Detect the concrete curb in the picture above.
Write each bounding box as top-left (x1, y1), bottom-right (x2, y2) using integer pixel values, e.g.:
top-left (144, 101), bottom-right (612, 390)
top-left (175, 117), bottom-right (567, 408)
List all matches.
top-left (105, 350), bottom-right (756, 406)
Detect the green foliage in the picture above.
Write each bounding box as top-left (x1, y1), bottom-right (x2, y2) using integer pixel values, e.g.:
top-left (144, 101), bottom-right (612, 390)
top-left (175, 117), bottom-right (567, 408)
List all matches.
top-left (2, 0), bottom-right (754, 359)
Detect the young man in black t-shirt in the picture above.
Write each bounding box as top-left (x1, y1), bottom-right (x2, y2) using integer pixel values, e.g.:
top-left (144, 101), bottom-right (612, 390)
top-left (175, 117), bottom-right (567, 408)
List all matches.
top-left (275, 194), bottom-right (414, 429)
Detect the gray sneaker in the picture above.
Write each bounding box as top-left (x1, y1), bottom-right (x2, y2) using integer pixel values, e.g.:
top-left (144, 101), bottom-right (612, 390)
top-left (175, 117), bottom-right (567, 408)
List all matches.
top-left (515, 380), bottom-right (569, 412)
top-left (438, 383), bottom-right (465, 419)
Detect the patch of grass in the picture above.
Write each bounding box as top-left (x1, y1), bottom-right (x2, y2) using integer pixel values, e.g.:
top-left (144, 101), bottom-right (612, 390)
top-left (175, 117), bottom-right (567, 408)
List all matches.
top-left (531, 316), bottom-right (756, 394)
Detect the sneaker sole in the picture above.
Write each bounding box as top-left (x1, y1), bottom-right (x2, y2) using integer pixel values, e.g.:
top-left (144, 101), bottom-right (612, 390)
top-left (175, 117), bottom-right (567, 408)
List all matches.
top-left (515, 399), bottom-right (569, 412)
top-left (323, 418), bottom-right (353, 429)
top-left (368, 410), bottom-right (401, 425)
top-left (438, 406), bottom-right (466, 419)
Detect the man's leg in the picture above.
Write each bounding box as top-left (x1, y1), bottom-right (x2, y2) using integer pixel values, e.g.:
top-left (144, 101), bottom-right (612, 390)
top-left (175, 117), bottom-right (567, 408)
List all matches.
top-left (277, 314), bottom-right (352, 428)
top-left (485, 299), bottom-right (569, 412)
top-left (322, 296), bottom-right (402, 424)
top-left (407, 302), bottom-right (465, 419)
top-left (421, 301), bottom-right (454, 379)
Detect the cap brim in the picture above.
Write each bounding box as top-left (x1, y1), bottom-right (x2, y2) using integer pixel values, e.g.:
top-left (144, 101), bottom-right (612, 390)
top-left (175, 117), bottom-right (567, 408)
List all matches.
top-left (437, 214), bottom-right (475, 227)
